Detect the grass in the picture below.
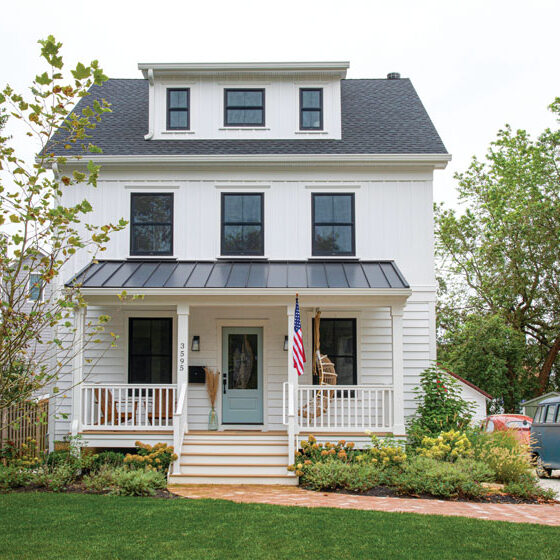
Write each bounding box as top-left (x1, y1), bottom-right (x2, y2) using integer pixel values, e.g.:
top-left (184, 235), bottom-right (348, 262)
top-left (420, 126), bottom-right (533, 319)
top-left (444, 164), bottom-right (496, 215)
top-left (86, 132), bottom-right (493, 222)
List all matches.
top-left (0, 493), bottom-right (558, 559)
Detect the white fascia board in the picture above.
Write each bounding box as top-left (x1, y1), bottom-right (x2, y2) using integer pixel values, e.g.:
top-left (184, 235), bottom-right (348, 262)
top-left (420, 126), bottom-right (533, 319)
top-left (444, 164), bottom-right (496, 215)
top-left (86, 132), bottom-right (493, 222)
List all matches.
top-left (78, 287), bottom-right (412, 298)
top-left (58, 153), bottom-right (452, 169)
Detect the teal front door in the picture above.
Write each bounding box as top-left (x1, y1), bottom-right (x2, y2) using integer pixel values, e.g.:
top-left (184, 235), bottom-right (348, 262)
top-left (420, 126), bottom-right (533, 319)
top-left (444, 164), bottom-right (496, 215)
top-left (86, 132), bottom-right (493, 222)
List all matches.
top-left (222, 327), bottom-right (263, 424)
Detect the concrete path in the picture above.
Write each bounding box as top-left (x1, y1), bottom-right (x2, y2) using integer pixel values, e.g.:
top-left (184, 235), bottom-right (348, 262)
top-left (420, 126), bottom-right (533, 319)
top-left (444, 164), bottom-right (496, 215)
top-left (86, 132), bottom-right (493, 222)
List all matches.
top-left (538, 471), bottom-right (560, 498)
top-left (169, 484), bottom-right (560, 526)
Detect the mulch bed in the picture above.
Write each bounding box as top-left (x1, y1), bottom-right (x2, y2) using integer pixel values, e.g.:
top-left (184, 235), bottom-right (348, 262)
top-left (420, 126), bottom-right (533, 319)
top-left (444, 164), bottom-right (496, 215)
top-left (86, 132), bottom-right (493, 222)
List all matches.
top-left (6, 483), bottom-right (180, 499)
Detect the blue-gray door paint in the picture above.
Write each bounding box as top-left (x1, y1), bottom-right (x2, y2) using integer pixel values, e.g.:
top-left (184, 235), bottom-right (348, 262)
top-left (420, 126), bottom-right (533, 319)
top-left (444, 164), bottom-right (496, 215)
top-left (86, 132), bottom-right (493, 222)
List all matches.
top-left (221, 327), bottom-right (263, 424)
top-left (531, 401), bottom-right (560, 469)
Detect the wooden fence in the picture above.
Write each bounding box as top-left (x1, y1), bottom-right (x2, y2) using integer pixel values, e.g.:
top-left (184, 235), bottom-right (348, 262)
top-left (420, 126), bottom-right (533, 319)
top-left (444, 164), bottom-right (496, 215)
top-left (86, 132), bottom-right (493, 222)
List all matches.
top-left (0, 399), bottom-right (49, 457)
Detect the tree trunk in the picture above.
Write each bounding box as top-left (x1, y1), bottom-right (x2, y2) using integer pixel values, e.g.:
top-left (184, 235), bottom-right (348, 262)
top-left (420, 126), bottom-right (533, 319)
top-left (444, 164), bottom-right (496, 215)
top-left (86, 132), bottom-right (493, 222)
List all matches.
top-left (537, 333), bottom-right (560, 395)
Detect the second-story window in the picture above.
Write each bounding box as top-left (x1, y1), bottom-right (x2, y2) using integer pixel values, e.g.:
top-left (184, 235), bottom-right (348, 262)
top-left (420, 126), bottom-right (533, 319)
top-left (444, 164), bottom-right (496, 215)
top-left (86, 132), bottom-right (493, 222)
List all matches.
top-left (167, 88), bottom-right (190, 130)
top-left (29, 273), bottom-right (44, 302)
top-left (312, 193), bottom-right (355, 256)
top-left (224, 89), bottom-right (265, 126)
top-left (300, 88), bottom-right (323, 130)
top-left (221, 193), bottom-right (264, 256)
top-left (130, 193), bottom-right (173, 256)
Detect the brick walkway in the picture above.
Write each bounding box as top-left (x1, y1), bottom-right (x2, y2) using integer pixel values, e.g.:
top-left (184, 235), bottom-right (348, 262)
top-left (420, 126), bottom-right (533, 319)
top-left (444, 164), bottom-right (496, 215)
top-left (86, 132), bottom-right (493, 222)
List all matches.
top-left (169, 484), bottom-right (560, 526)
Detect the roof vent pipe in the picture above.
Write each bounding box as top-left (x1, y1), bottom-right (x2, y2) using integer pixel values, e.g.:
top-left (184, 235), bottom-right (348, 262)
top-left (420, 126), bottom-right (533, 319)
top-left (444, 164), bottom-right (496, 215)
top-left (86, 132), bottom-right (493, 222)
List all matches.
top-left (387, 72), bottom-right (401, 80)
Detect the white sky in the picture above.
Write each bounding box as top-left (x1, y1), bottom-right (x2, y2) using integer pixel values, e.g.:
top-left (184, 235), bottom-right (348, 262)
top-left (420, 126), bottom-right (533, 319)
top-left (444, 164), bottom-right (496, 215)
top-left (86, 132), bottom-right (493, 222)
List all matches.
top-left (1, 0), bottom-right (559, 206)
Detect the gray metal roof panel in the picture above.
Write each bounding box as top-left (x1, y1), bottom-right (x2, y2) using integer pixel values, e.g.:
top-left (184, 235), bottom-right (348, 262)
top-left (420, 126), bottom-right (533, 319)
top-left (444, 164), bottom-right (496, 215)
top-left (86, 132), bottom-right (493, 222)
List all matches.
top-left (70, 260), bottom-right (408, 289)
top-left (46, 79), bottom-right (447, 157)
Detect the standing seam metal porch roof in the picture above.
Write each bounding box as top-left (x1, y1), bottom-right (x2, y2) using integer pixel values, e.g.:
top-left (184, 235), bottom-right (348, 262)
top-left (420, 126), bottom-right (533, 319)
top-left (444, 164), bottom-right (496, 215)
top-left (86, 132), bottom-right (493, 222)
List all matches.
top-left (68, 260), bottom-right (409, 290)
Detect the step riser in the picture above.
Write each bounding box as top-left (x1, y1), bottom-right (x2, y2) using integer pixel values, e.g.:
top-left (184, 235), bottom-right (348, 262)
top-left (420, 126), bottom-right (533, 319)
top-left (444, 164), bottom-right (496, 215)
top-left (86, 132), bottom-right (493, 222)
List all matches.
top-left (181, 455), bottom-right (288, 465)
top-left (185, 435), bottom-right (288, 443)
top-left (183, 443), bottom-right (289, 454)
top-left (180, 464), bottom-right (290, 475)
top-left (169, 475), bottom-right (298, 485)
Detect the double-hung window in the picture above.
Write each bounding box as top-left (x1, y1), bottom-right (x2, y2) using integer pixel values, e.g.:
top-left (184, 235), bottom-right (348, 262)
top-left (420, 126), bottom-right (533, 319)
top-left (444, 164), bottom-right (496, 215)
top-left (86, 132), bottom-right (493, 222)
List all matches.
top-left (224, 89), bottom-right (265, 126)
top-left (128, 318), bottom-right (172, 384)
top-left (312, 193), bottom-right (355, 256)
top-left (312, 318), bottom-right (357, 385)
top-left (221, 193), bottom-right (264, 256)
top-left (167, 88), bottom-right (190, 130)
top-left (29, 273), bottom-right (44, 302)
top-left (130, 193), bottom-right (173, 256)
top-left (300, 88), bottom-right (323, 130)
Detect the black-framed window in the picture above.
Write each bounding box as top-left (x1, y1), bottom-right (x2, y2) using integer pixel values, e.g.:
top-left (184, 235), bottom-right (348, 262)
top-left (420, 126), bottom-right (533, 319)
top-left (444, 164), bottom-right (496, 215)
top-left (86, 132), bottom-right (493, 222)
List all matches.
top-left (312, 193), bottom-right (355, 256)
top-left (167, 88), bottom-right (190, 130)
top-left (312, 318), bottom-right (357, 386)
top-left (224, 89), bottom-right (265, 126)
top-left (128, 318), bottom-right (173, 384)
top-left (221, 193), bottom-right (264, 255)
top-left (300, 88), bottom-right (323, 130)
top-left (130, 193), bottom-right (173, 256)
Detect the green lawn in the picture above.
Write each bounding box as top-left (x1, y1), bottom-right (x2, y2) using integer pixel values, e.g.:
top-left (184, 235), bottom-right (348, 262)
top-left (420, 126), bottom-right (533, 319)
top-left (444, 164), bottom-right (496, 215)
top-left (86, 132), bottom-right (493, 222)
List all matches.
top-left (0, 493), bottom-right (558, 559)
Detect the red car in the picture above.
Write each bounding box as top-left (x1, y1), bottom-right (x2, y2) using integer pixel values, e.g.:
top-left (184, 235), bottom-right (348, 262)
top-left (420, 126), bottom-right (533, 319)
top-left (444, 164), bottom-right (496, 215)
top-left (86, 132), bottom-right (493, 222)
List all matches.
top-left (481, 414), bottom-right (533, 444)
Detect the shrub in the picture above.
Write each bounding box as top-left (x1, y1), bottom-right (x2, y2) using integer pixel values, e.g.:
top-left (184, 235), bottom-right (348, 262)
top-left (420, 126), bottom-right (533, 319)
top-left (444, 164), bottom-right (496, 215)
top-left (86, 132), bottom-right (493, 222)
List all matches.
top-left (407, 366), bottom-right (475, 448)
top-left (289, 435), bottom-right (360, 473)
top-left (33, 462), bottom-right (80, 492)
top-left (504, 476), bottom-right (556, 501)
top-left (418, 430), bottom-right (473, 462)
top-left (0, 465), bottom-right (32, 491)
top-left (82, 465), bottom-right (118, 493)
top-left (124, 442), bottom-right (177, 473)
top-left (299, 460), bottom-right (389, 492)
top-left (363, 435), bottom-right (406, 468)
top-left (92, 451), bottom-right (125, 470)
top-left (110, 468), bottom-right (166, 496)
top-left (394, 456), bottom-right (493, 498)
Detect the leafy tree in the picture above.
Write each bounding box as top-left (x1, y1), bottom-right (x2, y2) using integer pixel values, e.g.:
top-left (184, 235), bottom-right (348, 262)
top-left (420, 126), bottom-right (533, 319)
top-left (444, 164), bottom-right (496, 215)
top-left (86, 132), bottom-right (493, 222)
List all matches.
top-left (440, 314), bottom-right (528, 413)
top-left (0, 37), bottom-right (127, 420)
top-left (436, 98), bottom-right (560, 398)
top-left (407, 366), bottom-right (475, 448)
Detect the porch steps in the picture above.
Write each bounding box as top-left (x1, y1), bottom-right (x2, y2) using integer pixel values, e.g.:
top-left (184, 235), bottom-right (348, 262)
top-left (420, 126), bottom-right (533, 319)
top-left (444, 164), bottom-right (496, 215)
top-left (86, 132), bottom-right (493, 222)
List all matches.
top-left (168, 431), bottom-right (297, 486)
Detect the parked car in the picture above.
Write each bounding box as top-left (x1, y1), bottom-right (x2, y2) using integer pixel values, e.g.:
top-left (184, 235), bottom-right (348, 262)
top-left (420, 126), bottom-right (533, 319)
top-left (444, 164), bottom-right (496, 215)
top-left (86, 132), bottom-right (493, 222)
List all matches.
top-left (481, 414), bottom-right (532, 444)
top-left (531, 396), bottom-right (560, 477)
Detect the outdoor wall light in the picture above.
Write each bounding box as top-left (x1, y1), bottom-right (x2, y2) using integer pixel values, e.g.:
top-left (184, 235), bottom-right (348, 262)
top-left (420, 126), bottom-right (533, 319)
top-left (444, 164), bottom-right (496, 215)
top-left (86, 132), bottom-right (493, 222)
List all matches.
top-left (191, 335), bottom-right (200, 351)
top-left (283, 335), bottom-right (289, 351)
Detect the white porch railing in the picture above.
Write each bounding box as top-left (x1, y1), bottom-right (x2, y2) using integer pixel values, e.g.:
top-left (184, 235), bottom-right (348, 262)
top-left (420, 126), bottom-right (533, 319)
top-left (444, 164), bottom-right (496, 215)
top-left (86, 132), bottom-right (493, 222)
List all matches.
top-left (81, 384), bottom-right (177, 430)
top-left (284, 383), bottom-right (393, 432)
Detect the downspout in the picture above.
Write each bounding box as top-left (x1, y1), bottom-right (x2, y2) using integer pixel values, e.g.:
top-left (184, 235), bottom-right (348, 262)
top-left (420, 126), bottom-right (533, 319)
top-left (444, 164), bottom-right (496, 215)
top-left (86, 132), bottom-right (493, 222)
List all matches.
top-left (144, 68), bottom-right (155, 140)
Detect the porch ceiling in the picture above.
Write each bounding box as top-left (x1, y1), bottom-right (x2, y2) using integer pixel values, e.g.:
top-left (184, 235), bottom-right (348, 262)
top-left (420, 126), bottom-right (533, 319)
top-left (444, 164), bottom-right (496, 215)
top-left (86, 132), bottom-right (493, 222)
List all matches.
top-left (67, 260), bottom-right (409, 290)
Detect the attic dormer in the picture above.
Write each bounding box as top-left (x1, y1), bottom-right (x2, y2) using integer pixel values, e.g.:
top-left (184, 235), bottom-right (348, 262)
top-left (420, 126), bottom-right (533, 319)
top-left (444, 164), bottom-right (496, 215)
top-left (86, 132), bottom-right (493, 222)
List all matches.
top-left (139, 61), bottom-right (349, 141)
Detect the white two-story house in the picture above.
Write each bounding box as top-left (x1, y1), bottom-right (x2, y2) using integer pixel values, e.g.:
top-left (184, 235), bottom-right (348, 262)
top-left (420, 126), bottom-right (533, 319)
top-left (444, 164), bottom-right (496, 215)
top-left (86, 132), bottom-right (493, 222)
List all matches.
top-left (47, 61), bottom-right (451, 484)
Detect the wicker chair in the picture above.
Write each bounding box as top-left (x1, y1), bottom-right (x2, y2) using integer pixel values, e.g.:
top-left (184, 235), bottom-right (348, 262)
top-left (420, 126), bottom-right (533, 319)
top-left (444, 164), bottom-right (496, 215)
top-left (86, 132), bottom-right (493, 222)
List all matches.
top-left (299, 351), bottom-right (338, 419)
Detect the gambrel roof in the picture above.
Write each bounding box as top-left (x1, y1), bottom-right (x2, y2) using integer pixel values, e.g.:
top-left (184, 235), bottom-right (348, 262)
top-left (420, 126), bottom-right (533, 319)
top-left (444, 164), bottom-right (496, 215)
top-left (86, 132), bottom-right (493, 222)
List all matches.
top-left (47, 78), bottom-right (447, 157)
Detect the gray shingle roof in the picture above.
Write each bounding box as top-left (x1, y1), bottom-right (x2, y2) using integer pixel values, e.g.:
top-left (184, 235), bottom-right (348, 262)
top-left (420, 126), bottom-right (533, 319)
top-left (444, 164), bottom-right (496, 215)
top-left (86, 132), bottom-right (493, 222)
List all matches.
top-left (47, 79), bottom-right (447, 156)
top-left (69, 260), bottom-right (409, 289)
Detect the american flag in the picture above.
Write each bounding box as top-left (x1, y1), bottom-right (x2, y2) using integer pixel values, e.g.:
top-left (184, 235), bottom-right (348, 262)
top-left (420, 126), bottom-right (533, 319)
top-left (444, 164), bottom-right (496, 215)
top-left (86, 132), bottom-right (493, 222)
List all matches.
top-left (292, 295), bottom-right (306, 376)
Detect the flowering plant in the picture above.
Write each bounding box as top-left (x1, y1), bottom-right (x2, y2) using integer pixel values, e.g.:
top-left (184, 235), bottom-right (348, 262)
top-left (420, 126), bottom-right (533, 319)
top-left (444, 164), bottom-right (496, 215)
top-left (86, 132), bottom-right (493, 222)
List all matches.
top-left (362, 434), bottom-right (406, 467)
top-left (124, 442), bottom-right (177, 473)
top-left (418, 430), bottom-right (473, 462)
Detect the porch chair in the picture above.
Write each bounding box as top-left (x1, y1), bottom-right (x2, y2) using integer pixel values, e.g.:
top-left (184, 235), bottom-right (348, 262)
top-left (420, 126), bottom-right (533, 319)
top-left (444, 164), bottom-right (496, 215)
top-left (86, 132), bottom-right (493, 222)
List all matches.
top-left (93, 388), bottom-right (137, 426)
top-left (298, 351), bottom-right (338, 419)
top-left (147, 388), bottom-right (175, 426)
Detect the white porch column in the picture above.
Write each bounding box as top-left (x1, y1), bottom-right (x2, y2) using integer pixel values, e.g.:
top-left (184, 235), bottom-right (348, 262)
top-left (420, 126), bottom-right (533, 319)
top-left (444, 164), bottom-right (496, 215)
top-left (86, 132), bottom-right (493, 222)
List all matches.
top-left (176, 303), bottom-right (190, 427)
top-left (71, 306), bottom-right (85, 438)
top-left (286, 304), bottom-right (297, 460)
top-left (391, 305), bottom-right (406, 436)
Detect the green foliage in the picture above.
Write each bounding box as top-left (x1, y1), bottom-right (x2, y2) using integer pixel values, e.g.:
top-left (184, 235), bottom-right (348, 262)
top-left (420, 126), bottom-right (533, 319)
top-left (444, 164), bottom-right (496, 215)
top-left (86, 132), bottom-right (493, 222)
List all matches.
top-left (504, 476), bottom-right (556, 501)
top-left (123, 441), bottom-right (177, 473)
top-left (108, 468), bottom-right (166, 497)
top-left (363, 435), bottom-right (407, 467)
top-left (394, 456), bottom-right (493, 498)
top-left (0, 36), bottom-right (127, 415)
top-left (0, 465), bottom-right (32, 491)
top-left (435, 97), bottom-right (560, 399)
top-left (407, 366), bottom-right (475, 448)
top-left (91, 451), bottom-right (125, 470)
top-left (418, 430), bottom-right (473, 462)
top-left (299, 461), bottom-right (388, 492)
top-left (440, 315), bottom-right (528, 413)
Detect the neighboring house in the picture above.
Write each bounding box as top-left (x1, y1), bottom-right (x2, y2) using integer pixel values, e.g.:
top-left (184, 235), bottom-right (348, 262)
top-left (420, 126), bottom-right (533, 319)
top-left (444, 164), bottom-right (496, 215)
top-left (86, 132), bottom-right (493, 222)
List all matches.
top-left (521, 392), bottom-right (560, 419)
top-left (46, 61), bottom-right (450, 484)
top-left (444, 370), bottom-right (491, 424)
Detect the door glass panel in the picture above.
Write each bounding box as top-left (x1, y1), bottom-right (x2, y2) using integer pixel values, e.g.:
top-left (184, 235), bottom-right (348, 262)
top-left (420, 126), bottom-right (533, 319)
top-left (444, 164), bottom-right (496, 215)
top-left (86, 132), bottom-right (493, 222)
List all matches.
top-left (228, 334), bottom-right (258, 390)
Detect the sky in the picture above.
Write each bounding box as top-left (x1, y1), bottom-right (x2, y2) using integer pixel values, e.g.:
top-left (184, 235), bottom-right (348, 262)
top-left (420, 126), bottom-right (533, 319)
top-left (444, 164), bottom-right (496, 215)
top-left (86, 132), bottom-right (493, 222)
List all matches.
top-left (1, 0), bottom-right (559, 206)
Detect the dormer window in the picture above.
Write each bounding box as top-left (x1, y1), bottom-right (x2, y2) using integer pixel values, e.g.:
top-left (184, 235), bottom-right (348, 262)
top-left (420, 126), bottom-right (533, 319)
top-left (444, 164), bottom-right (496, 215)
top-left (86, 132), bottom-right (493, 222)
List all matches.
top-left (167, 88), bottom-right (190, 130)
top-left (224, 89), bottom-right (265, 127)
top-left (300, 88), bottom-right (323, 130)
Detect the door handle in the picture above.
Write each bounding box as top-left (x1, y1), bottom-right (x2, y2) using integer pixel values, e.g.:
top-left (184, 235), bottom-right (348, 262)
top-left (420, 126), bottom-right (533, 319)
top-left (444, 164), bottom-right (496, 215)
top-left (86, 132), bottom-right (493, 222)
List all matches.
top-left (223, 372), bottom-right (227, 394)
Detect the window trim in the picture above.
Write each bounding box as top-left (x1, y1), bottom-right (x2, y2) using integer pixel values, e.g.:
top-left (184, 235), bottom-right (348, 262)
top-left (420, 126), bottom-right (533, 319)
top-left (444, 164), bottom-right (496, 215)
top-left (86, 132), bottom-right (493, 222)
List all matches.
top-left (311, 193), bottom-right (356, 257)
top-left (28, 272), bottom-right (44, 302)
top-left (130, 193), bottom-right (174, 257)
top-left (299, 88), bottom-right (323, 130)
top-left (221, 192), bottom-right (265, 256)
top-left (224, 88), bottom-right (265, 127)
top-left (312, 317), bottom-right (357, 386)
top-left (166, 88), bottom-right (190, 131)
top-left (128, 317), bottom-right (173, 384)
